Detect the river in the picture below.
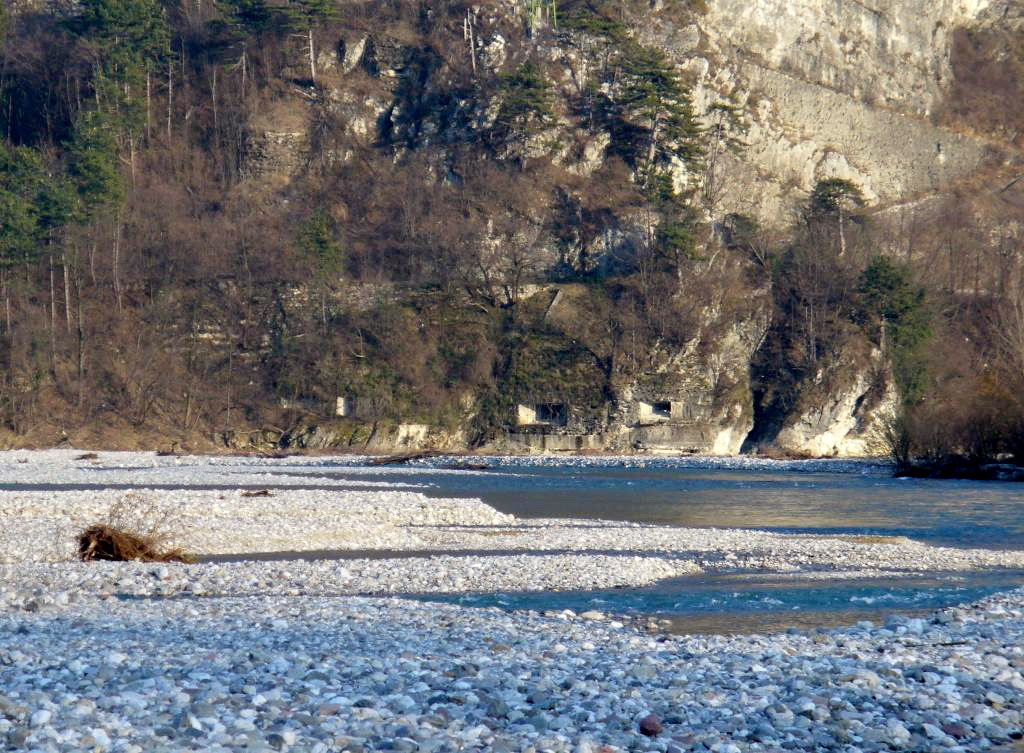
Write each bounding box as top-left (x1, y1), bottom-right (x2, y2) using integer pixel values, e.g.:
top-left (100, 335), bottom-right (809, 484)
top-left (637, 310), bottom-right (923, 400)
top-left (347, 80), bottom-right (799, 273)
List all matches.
top-left (324, 458), bottom-right (1024, 629)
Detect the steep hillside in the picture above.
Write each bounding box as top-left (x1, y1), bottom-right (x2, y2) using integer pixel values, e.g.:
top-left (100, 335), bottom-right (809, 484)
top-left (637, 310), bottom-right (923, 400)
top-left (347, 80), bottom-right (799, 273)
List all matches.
top-left (0, 0), bottom-right (1022, 462)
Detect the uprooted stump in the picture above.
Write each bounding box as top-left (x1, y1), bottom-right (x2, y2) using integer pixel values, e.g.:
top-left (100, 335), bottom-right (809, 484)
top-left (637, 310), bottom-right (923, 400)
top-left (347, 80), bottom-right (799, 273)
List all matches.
top-left (77, 525), bottom-right (194, 563)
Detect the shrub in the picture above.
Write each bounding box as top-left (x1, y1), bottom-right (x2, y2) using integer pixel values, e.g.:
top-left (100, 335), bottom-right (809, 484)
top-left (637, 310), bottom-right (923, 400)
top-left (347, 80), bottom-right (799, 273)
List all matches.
top-left (77, 495), bottom-right (194, 563)
top-left (77, 524), bottom-right (193, 563)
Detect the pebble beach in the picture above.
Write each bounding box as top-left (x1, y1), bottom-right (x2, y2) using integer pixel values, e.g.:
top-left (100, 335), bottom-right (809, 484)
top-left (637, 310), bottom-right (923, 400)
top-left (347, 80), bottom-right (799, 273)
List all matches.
top-left (1, 451), bottom-right (1023, 752)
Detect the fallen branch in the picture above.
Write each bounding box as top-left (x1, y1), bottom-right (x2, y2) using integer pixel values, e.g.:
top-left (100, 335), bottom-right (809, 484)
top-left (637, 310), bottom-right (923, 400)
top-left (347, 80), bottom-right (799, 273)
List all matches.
top-left (368, 450), bottom-right (442, 466)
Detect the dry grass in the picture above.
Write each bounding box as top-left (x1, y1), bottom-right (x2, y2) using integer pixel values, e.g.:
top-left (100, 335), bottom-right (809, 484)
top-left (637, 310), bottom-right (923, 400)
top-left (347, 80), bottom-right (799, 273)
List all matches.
top-left (77, 525), bottom-right (194, 563)
top-left (77, 495), bottom-right (195, 564)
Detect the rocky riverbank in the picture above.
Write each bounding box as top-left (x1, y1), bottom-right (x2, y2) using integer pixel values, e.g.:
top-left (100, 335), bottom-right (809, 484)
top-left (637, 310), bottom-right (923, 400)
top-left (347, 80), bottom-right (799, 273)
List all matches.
top-left (3, 587), bottom-right (1024, 752)
top-left (2, 450), bottom-right (1024, 751)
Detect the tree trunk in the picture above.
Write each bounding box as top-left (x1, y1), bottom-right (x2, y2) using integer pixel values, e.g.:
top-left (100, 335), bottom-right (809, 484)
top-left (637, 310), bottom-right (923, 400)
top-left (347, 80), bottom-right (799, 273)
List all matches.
top-left (49, 253), bottom-right (56, 334)
top-left (308, 27), bottom-right (316, 83)
top-left (76, 275), bottom-right (86, 408)
top-left (225, 351), bottom-right (233, 427)
top-left (211, 65), bottom-right (218, 138)
top-left (128, 132), bottom-right (136, 183)
top-left (184, 387), bottom-right (193, 431)
top-left (167, 62), bottom-right (173, 142)
top-left (146, 68), bottom-right (151, 142)
top-left (113, 217), bottom-right (122, 312)
top-left (837, 206), bottom-right (847, 258)
top-left (644, 113), bottom-right (662, 185)
top-left (464, 10), bottom-right (477, 75)
top-left (63, 253), bottom-right (72, 334)
top-left (2, 267), bottom-right (9, 334)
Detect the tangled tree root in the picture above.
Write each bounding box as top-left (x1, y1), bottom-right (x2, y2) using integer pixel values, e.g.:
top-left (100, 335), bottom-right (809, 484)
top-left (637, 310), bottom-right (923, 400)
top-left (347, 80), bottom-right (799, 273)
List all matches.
top-left (77, 525), bottom-right (194, 563)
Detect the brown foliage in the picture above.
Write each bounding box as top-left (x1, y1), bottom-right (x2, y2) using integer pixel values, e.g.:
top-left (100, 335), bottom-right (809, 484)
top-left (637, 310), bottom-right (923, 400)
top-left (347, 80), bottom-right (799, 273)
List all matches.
top-left (942, 26), bottom-right (1024, 145)
top-left (77, 524), bottom-right (194, 563)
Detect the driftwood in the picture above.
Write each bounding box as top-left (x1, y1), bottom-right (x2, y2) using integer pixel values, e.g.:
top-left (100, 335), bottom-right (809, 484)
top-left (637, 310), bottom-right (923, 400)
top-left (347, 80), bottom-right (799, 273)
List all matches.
top-left (368, 450), bottom-right (443, 466)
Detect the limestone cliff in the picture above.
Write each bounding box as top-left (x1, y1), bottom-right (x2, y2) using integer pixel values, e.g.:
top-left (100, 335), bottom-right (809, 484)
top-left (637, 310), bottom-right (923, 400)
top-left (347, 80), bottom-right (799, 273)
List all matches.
top-left (213, 0), bottom-right (1022, 455)
top-left (245, 0), bottom-right (1007, 219)
top-left (648, 0), bottom-right (1002, 221)
top-left (771, 340), bottom-right (898, 457)
top-left (503, 281), bottom-right (771, 454)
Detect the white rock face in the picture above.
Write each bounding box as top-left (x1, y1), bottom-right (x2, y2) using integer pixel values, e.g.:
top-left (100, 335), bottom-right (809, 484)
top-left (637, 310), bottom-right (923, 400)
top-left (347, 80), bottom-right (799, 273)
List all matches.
top-left (650, 0), bottom-right (997, 220)
top-left (712, 423), bottom-right (744, 456)
top-left (700, 0), bottom-right (990, 113)
top-left (775, 347), bottom-right (898, 458)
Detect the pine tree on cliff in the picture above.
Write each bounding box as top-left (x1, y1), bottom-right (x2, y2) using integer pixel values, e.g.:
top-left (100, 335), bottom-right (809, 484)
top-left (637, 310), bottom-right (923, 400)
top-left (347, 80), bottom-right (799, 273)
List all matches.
top-left (0, 145), bottom-right (49, 272)
top-left (216, 0), bottom-right (279, 37)
top-left (297, 207), bottom-right (345, 331)
top-left (559, 3), bottom-right (704, 184)
top-left (0, 144), bottom-right (76, 336)
top-left (68, 0), bottom-right (170, 121)
top-left (489, 61), bottom-right (556, 160)
top-left (616, 41), bottom-right (703, 184)
top-left (806, 178), bottom-right (865, 258)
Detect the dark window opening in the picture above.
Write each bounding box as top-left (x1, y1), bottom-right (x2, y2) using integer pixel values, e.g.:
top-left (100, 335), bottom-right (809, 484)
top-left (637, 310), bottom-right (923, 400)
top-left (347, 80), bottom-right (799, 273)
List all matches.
top-left (535, 403), bottom-right (567, 425)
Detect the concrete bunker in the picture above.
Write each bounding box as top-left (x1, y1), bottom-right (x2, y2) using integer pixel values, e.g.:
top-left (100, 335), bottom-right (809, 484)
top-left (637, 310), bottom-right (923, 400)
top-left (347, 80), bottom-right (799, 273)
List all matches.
top-left (638, 400), bottom-right (674, 423)
top-left (335, 396), bottom-right (382, 421)
top-left (516, 402), bottom-right (568, 427)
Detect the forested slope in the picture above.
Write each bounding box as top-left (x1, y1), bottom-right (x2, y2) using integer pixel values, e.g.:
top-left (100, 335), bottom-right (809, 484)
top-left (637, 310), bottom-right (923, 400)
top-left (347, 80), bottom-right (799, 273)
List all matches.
top-left (1, 0), bottom-right (1022, 469)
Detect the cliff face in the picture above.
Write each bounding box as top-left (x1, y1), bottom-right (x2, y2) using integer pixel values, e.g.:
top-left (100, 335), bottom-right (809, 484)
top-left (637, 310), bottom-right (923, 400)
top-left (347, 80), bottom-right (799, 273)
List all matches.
top-left (250, 0), bottom-right (1004, 211)
top-left (242, 0), bottom-right (1016, 227)
top-left (511, 281), bottom-right (771, 455)
top-left (699, 0), bottom-right (988, 113)
top-left (231, 0), bottom-right (1016, 456)
top-left (105, 0), bottom-right (1024, 452)
top-left (770, 339), bottom-right (898, 458)
top-left (649, 0), bottom-right (999, 221)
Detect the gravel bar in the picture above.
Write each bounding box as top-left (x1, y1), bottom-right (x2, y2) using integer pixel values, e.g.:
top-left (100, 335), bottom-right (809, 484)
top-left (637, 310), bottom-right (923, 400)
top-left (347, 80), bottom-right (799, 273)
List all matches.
top-left (3, 587), bottom-right (1024, 752)
top-left (3, 485), bottom-right (1023, 581)
top-left (2, 451), bottom-right (1023, 752)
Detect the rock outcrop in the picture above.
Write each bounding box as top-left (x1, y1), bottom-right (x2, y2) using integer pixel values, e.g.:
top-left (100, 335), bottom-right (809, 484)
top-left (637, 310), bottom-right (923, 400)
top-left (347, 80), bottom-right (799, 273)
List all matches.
top-left (769, 339), bottom-right (898, 458)
top-left (501, 281), bottom-right (771, 455)
top-left (614, 302), bottom-right (770, 455)
top-left (649, 0), bottom-right (998, 221)
top-left (241, 0), bottom-right (1006, 224)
